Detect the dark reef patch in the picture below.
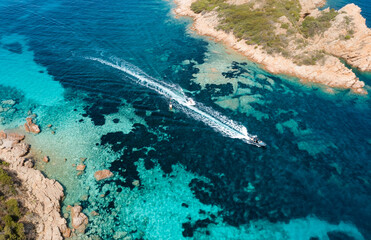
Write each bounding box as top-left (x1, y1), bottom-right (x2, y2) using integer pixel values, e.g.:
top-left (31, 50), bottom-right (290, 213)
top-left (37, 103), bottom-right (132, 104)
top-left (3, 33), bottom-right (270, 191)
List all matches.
top-left (182, 218), bottom-right (215, 237)
top-left (83, 96), bottom-right (121, 126)
top-left (101, 131), bottom-right (126, 152)
top-left (327, 231), bottom-right (356, 240)
top-left (3, 42), bottom-right (23, 54)
top-left (204, 83), bottom-right (234, 97)
top-left (101, 124), bottom-right (159, 189)
top-left (222, 61), bottom-right (250, 79)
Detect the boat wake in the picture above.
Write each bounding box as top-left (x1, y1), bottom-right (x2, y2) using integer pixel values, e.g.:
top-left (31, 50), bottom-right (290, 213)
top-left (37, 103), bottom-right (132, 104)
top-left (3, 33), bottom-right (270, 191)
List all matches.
top-left (86, 56), bottom-right (266, 147)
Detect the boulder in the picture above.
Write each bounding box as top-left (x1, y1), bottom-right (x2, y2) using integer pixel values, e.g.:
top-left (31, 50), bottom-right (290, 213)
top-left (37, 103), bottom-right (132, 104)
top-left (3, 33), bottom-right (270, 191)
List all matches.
top-left (132, 180), bottom-right (140, 187)
top-left (91, 211), bottom-right (99, 216)
top-left (12, 143), bottom-right (30, 157)
top-left (43, 156), bottom-right (49, 163)
top-left (0, 139), bottom-right (13, 149)
top-left (23, 159), bottom-right (34, 168)
top-left (94, 170), bottom-right (114, 181)
top-left (0, 131), bottom-right (7, 139)
top-left (76, 165), bottom-right (86, 171)
top-left (61, 226), bottom-right (71, 238)
top-left (71, 206), bottom-right (88, 233)
top-left (24, 118), bottom-right (41, 134)
top-left (7, 133), bottom-right (25, 142)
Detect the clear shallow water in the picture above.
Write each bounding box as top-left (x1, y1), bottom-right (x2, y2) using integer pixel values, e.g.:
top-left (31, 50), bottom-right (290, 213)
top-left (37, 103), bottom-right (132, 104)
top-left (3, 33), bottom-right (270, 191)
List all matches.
top-left (0, 0), bottom-right (370, 240)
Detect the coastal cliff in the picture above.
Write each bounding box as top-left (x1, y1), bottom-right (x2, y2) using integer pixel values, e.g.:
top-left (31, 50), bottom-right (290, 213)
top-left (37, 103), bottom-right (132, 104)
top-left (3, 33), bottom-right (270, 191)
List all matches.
top-left (0, 130), bottom-right (70, 239)
top-left (173, 0), bottom-right (370, 93)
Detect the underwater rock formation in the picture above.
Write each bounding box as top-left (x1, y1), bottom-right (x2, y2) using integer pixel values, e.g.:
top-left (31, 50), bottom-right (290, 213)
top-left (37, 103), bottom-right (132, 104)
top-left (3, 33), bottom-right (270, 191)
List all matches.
top-left (94, 169), bottom-right (114, 181)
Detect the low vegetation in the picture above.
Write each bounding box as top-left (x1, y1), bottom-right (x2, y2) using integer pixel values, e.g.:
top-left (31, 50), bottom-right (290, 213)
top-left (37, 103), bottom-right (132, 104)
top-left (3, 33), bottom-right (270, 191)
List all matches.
top-left (294, 50), bottom-right (325, 66)
top-left (192, 0), bottom-right (301, 53)
top-left (190, 0), bottom-right (340, 65)
top-left (300, 9), bottom-right (338, 38)
top-left (0, 166), bottom-right (27, 240)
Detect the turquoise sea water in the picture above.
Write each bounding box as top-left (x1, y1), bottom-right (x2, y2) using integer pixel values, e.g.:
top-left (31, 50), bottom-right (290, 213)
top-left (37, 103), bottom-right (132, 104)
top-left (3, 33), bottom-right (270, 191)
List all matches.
top-left (0, 0), bottom-right (370, 239)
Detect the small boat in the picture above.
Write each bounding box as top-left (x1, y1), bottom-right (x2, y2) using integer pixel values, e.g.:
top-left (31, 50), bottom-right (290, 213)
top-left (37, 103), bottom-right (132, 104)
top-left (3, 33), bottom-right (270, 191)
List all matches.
top-left (256, 140), bottom-right (267, 148)
top-left (250, 135), bottom-right (267, 148)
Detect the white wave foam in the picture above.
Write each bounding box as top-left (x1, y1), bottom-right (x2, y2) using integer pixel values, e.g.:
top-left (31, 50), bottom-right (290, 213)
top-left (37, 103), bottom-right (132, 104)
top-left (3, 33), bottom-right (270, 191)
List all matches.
top-left (86, 57), bottom-right (262, 145)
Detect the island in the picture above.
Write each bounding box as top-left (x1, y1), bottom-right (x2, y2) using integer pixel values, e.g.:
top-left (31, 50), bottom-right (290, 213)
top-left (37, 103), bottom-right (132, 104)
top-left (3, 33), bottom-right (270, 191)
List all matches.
top-left (173, 0), bottom-right (371, 93)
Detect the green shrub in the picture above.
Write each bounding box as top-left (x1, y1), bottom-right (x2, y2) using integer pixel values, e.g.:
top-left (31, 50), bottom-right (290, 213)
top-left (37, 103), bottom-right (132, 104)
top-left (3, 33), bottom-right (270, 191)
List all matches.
top-left (191, 0), bottom-right (224, 13)
top-left (281, 23), bottom-right (289, 29)
top-left (2, 215), bottom-right (14, 226)
top-left (0, 169), bottom-right (26, 239)
top-left (301, 9), bottom-right (338, 38)
top-left (0, 160), bottom-right (9, 167)
top-left (1, 222), bottom-right (26, 240)
top-left (0, 168), bottom-right (13, 186)
top-left (295, 51), bottom-right (325, 65)
top-left (345, 34), bottom-right (351, 40)
top-left (0, 214), bottom-right (26, 240)
top-left (6, 199), bottom-right (21, 218)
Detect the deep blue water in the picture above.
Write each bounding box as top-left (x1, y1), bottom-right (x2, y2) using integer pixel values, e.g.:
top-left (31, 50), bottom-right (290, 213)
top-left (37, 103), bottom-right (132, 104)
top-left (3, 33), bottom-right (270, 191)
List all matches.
top-left (0, 0), bottom-right (370, 239)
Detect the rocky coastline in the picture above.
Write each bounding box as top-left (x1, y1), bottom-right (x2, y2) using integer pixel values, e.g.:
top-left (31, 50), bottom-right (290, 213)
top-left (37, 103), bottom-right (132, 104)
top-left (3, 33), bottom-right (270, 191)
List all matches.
top-left (0, 125), bottom-right (93, 239)
top-left (173, 0), bottom-right (370, 94)
top-left (0, 129), bottom-right (70, 239)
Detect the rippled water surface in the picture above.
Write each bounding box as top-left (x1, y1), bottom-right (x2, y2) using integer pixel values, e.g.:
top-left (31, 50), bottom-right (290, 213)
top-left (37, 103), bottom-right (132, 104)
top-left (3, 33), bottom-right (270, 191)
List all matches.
top-left (0, 0), bottom-right (370, 239)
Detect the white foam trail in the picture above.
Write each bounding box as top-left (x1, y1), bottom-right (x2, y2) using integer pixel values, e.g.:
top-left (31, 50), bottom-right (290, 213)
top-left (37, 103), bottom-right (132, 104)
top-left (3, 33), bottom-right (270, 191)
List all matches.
top-left (86, 57), bottom-right (263, 146)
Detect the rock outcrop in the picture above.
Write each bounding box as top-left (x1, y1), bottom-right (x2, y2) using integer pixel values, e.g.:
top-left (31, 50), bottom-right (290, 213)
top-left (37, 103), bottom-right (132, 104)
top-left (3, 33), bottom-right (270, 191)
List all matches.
top-left (94, 169), bottom-right (114, 181)
top-left (0, 130), bottom-right (68, 240)
top-left (173, 0), bottom-right (370, 94)
top-left (76, 164), bottom-right (86, 171)
top-left (24, 117), bottom-right (41, 134)
top-left (324, 4), bottom-right (371, 72)
top-left (70, 206), bottom-right (89, 233)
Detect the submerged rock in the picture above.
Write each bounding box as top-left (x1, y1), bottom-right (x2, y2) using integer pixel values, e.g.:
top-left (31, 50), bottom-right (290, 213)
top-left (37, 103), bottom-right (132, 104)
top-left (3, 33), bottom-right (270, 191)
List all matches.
top-left (132, 180), bottom-right (140, 187)
top-left (76, 164), bottom-right (86, 171)
top-left (71, 205), bottom-right (89, 233)
top-left (91, 211), bottom-right (99, 216)
top-left (94, 169), bottom-right (114, 181)
top-left (1, 99), bottom-right (16, 106)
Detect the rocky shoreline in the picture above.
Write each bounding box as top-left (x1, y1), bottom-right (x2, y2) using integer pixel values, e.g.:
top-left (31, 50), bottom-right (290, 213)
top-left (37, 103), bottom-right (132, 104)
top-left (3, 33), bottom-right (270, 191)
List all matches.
top-left (173, 0), bottom-right (370, 94)
top-left (0, 129), bottom-right (70, 239)
top-left (0, 123), bottom-right (96, 239)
